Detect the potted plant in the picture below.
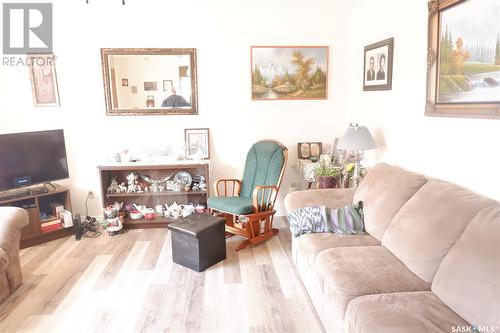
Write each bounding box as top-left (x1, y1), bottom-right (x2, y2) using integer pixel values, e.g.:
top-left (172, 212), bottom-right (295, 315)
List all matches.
top-left (315, 162), bottom-right (341, 189)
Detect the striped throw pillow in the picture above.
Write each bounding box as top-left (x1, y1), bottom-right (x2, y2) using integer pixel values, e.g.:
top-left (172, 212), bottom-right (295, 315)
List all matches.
top-left (287, 202), bottom-right (366, 237)
top-left (326, 201), bottom-right (365, 235)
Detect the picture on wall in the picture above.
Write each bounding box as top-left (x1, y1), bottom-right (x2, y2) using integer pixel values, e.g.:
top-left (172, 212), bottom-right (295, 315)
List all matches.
top-left (122, 79), bottom-right (128, 86)
top-left (251, 46), bottom-right (329, 100)
top-left (163, 80), bottom-right (173, 92)
top-left (437, 0), bottom-right (499, 104)
top-left (297, 142), bottom-right (322, 161)
top-left (28, 54), bottom-right (60, 107)
top-left (363, 38), bottom-right (394, 91)
top-left (143, 81), bottom-right (157, 91)
top-left (426, 0), bottom-right (500, 119)
top-left (185, 128), bottom-right (210, 159)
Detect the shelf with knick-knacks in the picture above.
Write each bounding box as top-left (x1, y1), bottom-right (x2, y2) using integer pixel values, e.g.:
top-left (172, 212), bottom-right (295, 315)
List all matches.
top-left (98, 161), bottom-right (209, 229)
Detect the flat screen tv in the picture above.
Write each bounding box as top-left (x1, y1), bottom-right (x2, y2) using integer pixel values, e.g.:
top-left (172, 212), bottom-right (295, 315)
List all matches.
top-left (0, 129), bottom-right (69, 192)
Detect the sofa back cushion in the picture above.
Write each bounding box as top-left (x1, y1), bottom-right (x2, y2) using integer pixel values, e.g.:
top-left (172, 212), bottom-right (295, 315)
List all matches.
top-left (432, 206), bottom-right (500, 327)
top-left (382, 180), bottom-right (497, 282)
top-left (353, 163), bottom-right (427, 241)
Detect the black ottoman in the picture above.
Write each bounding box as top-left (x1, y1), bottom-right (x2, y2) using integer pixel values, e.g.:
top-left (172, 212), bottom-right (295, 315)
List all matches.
top-left (168, 214), bottom-right (226, 272)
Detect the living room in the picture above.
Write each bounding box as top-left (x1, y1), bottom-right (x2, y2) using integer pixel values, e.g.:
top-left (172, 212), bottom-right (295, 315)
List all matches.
top-left (0, 0), bottom-right (499, 332)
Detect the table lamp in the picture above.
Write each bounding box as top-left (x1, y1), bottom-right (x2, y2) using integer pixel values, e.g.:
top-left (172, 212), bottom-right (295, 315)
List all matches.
top-left (337, 123), bottom-right (377, 187)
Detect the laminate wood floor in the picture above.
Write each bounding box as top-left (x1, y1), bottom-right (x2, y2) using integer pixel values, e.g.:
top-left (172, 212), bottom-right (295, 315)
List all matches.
top-left (0, 217), bottom-right (324, 333)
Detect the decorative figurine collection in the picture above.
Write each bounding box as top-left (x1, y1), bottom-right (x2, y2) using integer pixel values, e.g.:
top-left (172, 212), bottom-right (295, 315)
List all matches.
top-left (102, 170), bottom-right (208, 233)
top-left (102, 201), bottom-right (207, 232)
top-left (106, 171), bottom-right (206, 195)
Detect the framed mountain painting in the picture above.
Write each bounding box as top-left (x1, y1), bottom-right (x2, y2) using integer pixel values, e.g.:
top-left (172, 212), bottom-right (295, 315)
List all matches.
top-left (251, 46), bottom-right (329, 100)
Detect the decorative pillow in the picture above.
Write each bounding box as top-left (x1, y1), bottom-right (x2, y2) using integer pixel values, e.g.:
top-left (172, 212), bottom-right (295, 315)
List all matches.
top-left (288, 202), bottom-right (365, 237)
top-left (327, 201), bottom-right (365, 235)
top-left (288, 206), bottom-right (328, 237)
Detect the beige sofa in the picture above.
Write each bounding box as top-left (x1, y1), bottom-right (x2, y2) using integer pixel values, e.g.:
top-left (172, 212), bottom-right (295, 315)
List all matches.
top-left (0, 207), bottom-right (29, 304)
top-left (284, 163), bottom-right (500, 333)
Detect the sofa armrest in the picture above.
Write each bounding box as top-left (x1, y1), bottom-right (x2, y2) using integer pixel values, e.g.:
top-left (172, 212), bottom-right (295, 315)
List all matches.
top-left (284, 188), bottom-right (357, 214)
top-left (0, 207), bottom-right (29, 254)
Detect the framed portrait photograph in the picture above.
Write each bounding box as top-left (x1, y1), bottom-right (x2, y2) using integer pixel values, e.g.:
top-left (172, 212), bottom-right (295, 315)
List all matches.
top-left (426, 0), bottom-right (500, 119)
top-left (163, 79), bottom-right (173, 91)
top-left (251, 46), bottom-right (329, 100)
top-left (297, 142), bottom-right (322, 161)
top-left (143, 81), bottom-right (157, 91)
top-left (363, 38), bottom-right (394, 91)
top-left (122, 78), bottom-right (128, 86)
top-left (28, 54), bottom-right (60, 107)
top-left (185, 128), bottom-right (210, 159)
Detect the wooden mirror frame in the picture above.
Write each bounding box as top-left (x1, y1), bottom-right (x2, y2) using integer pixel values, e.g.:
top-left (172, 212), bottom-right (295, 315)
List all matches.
top-left (101, 48), bottom-right (198, 116)
top-left (425, 0), bottom-right (500, 119)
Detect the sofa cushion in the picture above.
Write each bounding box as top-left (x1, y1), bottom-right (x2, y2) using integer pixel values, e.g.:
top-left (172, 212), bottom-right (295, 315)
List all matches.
top-left (432, 205), bottom-right (500, 328)
top-left (293, 233), bottom-right (380, 270)
top-left (315, 246), bottom-right (430, 321)
top-left (345, 291), bottom-right (470, 333)
top-left (207, 196), bottom-right (254, 215)
top-left (353, 163), bottom-right (427, 241)
top-left (0, 248), bottom-right (9, 272)
top-left (382, 180), bottom-right (497, 283)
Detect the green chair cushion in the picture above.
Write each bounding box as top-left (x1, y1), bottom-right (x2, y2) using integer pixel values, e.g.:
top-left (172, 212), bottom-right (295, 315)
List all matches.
top-left (207, 197), bottom-right (254, 215)
top-left (240, 141), bottom-right (285, 199)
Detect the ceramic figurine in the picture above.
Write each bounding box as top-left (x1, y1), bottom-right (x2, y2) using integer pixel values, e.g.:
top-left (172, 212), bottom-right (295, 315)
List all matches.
top-left (112, 202), bottom-right (123, 212)
top-left (155, 204), bottom-right (165, 215)
top-left (195, 203), bottom-right (206, 214)
top-left (169, 202), bottom-right (182, 219)
top-left (126, 173), bottom-right (140, 193)
top-left (107, 177), bottom-right (120, 194)
top-left (104, 205), bottom-right (117, 219)
top-left (182, 204), bottom-right (194, 217)
top-left (199, 176), bottom-right (207, 191)
top-left (118, 182), bottom-right (127, 193)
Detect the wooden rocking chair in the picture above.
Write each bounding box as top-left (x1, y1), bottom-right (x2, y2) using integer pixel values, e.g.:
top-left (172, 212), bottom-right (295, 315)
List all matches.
top-left (208, 140), bottom-right (288, 251)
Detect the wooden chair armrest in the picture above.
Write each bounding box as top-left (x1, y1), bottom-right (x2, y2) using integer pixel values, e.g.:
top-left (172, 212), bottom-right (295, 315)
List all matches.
top-left (245, 210), bottom-right (276, 222)
top-left (252, 185), bottom-right (279, 212)
top-left (214, 179), bottom-right (242, 197)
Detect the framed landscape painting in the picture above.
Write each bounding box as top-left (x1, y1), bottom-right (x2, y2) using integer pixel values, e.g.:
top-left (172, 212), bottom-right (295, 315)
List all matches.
top-left (363, 38), bottom-right (394, 91)
top-left (426, 0), bottom-right (500, 119)
top-left (251, 46), bottom-right (329, 100)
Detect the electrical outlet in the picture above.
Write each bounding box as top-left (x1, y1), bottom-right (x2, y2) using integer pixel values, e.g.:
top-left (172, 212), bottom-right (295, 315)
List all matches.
top-left (87, 191), bottom-right (95, 199)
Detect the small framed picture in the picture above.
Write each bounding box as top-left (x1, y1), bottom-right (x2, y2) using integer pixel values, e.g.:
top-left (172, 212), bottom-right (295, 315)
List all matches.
top-left (122, 78), bottom-right (128, 86)
top-left (297, 142), bottom-right (322, 161)
top-left (185, 128), bottom-right (210, 159)
top-left (363, 38), bottom-right (394, 91)
top-left (163, 80), bottom-right (173, 91)
top-left (144, 81), bottom-right (157, 91)
top-left (28, 54), bottom-right (60, 107)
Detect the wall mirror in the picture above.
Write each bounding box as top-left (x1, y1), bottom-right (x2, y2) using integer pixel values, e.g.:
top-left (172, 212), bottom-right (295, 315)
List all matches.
top-left (101, 48), bottom-right (198, 116)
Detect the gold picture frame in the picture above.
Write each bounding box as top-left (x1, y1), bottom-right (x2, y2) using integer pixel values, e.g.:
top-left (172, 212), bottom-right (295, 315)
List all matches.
top-left (425, 0), bottom-right (500, 119)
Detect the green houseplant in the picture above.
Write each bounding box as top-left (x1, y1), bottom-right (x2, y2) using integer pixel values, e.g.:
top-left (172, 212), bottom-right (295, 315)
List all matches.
top-left (315, 161), bottom-right (341, 189)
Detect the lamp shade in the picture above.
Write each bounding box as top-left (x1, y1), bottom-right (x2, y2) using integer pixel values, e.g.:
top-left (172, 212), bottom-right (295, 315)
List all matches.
top-left (337, 124), bottom-right (377, 151)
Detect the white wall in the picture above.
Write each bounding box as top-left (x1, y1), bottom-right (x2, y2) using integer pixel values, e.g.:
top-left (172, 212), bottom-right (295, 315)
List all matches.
top-left (2, 0), bottom-right (498, 219)
top-left (0, 0), bottom-right (353, 216)
top-left (346, 0), bottom-right (500, 200)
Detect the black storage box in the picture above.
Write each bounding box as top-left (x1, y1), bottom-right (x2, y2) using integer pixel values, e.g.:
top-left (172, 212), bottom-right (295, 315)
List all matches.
top-left (168, 214), bottom-right (226, 272)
